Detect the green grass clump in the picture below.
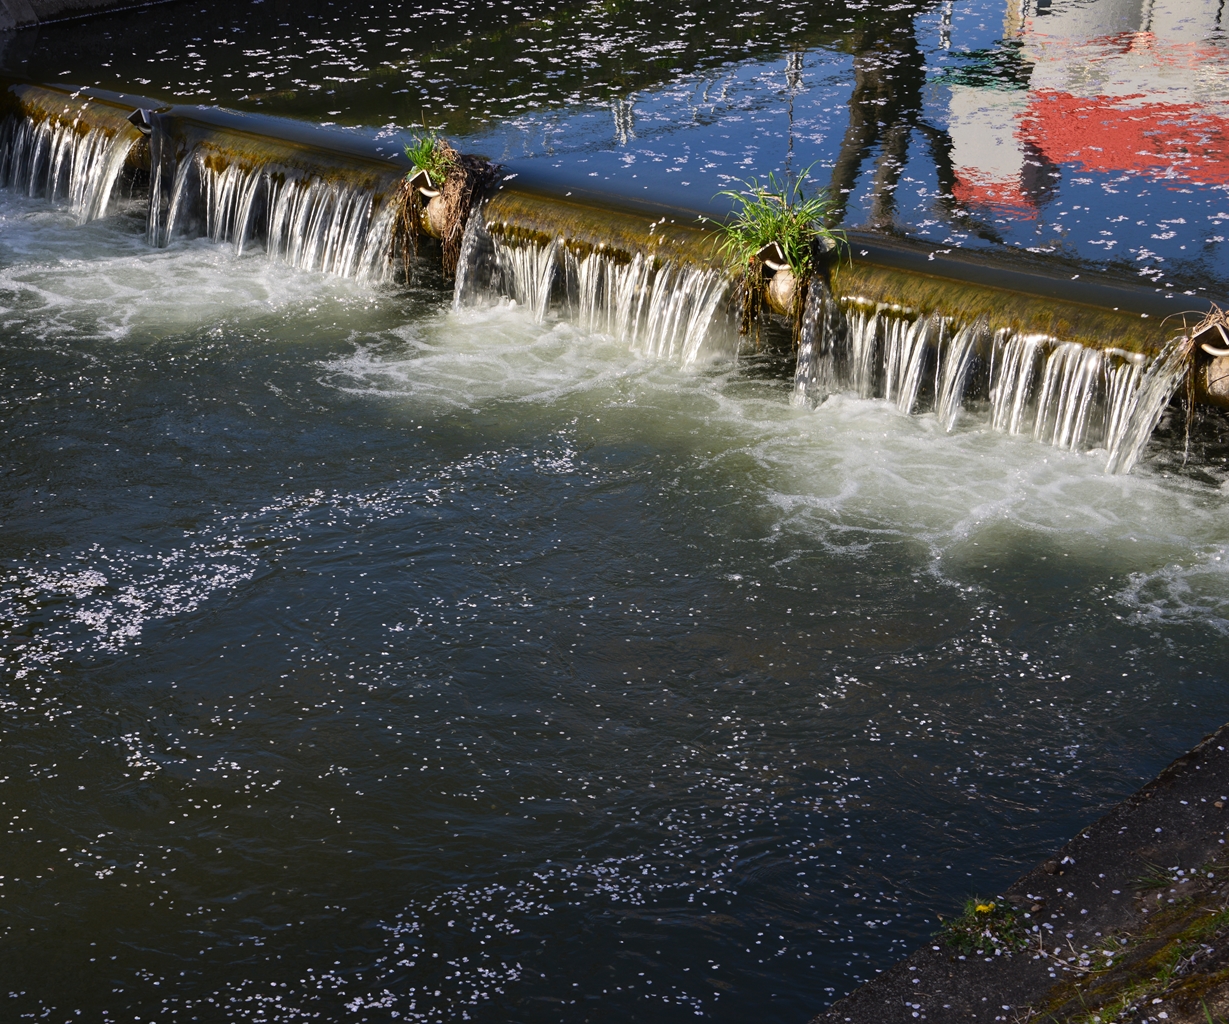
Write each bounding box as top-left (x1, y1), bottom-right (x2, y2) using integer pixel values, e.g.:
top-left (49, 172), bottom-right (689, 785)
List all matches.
top-left (404, 132), bottom-right (454, 185)
top-left (712, 170), bottom-right (843, 279)
top-left (937, 898), bottom-right (1029, 956)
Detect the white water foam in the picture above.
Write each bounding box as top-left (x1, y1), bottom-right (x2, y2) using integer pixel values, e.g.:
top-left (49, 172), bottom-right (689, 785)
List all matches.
top-left (0, 106), bottom-right (141, 223)
top-left (793, 297), bottom-right (1189, 475)
top-left (320, 299), bottom-right (1229, 638)
top-left (0, 191), bottom-right (366, 344)
top-left (453, 211), bottom-right (733, 368)
top-left (150, 141), bottom-right (398, 280)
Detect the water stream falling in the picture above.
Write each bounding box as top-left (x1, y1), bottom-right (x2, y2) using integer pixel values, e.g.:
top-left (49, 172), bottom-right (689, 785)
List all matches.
top-left (1105, 333), bottom-right (1194, 475)
top-left (988, 331), bottom-right (1044, 436)
top-left (0, 101), bottom-right (141, 222)
top-left (1032, 341), bottom-right (1104, 451)
top-left (934, 319), bottom-right (984, 432)
top-left (882, 312), bottom-right (935, 415)
top-left (791, 279), bottom-right (834, 408)
top-left (565, 247), bottom-right (731, 364)
top-left (494, 235), bottom-right (560, 322)
top-left (792, 298), bottom-right (1190, 474)
top-left (844, 306), bottom-right (881, 399)
top-left (147, 125), bottom-right (398, 280)
top-left (0, 91), bottom-right (1195, 476)
top-left (454, 210), bottom-right (734, 367)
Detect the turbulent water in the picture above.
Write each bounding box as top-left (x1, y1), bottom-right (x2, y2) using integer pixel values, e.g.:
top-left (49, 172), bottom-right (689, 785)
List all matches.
top-left (146, 129), bottom-right (399, 281)
top-left (789, 300), bottom-right (1184, 475)
top-left (2, 183), bottom-right (1229, 1022)
top-left (3, 0), bottom-right (1229, 1020)
top-left (0, 103), bottom-right (140, 223)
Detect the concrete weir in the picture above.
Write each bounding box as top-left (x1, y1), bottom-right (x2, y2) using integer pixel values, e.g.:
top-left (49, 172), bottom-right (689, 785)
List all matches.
top-left (0, 76), bottom-right (1223, 472)
top-left (810, 724), bottom-right (1229, 1024)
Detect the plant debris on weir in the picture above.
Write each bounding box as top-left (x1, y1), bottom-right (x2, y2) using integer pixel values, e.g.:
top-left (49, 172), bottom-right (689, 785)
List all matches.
top-left (396, 130), bottom-right (497, 277)
top-left (708, 170), bottom-right (844, 343)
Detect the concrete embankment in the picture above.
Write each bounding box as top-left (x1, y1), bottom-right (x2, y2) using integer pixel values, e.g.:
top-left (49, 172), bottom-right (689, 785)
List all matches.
top-left (0, 0), bottom-right (169, 31)
top-left (811, 724), bottom-right (1229, 1024)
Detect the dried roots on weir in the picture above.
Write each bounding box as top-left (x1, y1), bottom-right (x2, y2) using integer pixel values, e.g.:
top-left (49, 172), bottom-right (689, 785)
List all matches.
top-left (709, 169), bottom-right (843, 348)
top-left (396, 133), bottom-right (498, 279)
top-left (1159, 302), bottom-right (1229, 458)
top-left (730, 259), bottom-right (767, 346)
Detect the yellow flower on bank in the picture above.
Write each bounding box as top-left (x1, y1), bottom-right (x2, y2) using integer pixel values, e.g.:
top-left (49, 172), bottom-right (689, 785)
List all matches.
top-left (975, 903), bottom-right (994, 913)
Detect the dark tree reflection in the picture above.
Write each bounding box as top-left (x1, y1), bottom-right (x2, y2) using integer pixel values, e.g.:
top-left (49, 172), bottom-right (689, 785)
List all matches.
top-left (827, 2), bottom-right (996, 240)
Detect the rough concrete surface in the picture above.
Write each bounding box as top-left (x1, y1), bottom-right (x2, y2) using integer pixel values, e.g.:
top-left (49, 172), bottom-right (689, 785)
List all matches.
top-left (811, 723), bottom-right (1229, 1024)
top-left (0, 0), bottom-right (172, 31)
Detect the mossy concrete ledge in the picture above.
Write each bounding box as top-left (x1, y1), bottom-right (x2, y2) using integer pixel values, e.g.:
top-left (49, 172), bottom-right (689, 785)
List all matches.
top-left (810, 724), bottom-right (1229, 1024)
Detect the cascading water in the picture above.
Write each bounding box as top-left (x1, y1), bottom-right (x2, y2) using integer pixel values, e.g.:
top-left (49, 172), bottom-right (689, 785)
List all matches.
top-left (791, 279), bottom-right (837, 408)
top-left (843, 306), bottom-right (880, 399)
top-left (0, 82), bottom-right (1200, 476)
top-left (452, 210), bottom-right (495, 311)
top-left (988, 331), bottom-right (1044, 436)
top-left (882, 313), bottom-right (935, 415)
top-left (1103, 351), bottom-right (1147, 460)
top-left (146, 118), bottom-right (399, 281)
top-left (0, 96), bottom-right (142, 223)
top-left (493, 235), bottom-right (559, 323)
top-left (791, 295), bottom-right (1191, 474)
top-left (934, 320), bottom-right (983, 433)
top-left (1032, 341), bottom-right (1104, 451)
top-left (456, 210), bottom-right (733, 368)
top-left (1105, 332), bottom-right (1193, 475)
top-left (568, 244), bottom-right (731, 364)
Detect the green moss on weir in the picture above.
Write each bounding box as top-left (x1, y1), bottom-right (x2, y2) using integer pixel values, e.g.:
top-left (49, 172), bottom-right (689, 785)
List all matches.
top-left (1036, 856), bottom-right (1229, 1023)
top-left (830, 261), bottom-right (1167, 357)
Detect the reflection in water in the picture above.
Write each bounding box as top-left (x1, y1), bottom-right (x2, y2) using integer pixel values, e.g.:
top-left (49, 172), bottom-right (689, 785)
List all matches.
top-left (827, 6), bottom-right (950, 231)
top-left (4, 0), bottom-right (1229, 287)
top-left (1, 1), bottom-right (1229, 1022)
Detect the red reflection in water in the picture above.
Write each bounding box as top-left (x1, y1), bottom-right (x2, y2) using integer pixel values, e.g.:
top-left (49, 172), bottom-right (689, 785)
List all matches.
top-left (949, 30), bottom-right (1229, 215)
top-left (1022, 91), bottom-right (1229, 186)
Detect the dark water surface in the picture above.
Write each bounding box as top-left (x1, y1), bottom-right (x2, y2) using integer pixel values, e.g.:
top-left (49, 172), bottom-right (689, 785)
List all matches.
top-left (6, 0), bottom-right (1229, 290)
top-left (2, 1), bottom-right (1229, 1022)
top-left (2, 197), bottom-right (1228, 1022)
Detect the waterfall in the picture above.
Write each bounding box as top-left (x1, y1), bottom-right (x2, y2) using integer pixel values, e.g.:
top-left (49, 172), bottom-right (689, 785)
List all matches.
top-left (453, 211), bottom-right (496, 311)
top-left (989, 331), bottom-right (1043, 435)
top-left (458, 222), bottom-right (731, 367)
top-left (493, 236), bottom-right (559, 322)
top-left (616, 258), bottom-right (728, 365)
top-left (1104, 333), bottom-right (1191, 475)
top-left (790, 288), bottom-right (1190, 473)
top-left (1102, 351), bottom-right (1147, 459)
top-left (791, 279), bottom-right (837, 408)
top-left (0, 87), bottom-right (1195, 474)
top-left (562, 242), bottom-right (730, 365)
top-left (843, 307), bottom-right (880, 399)
top-left (1032, 341), bottom-right (1104, 451)
top-left (935, 320), bottom-right (983, 432)
top-left (883, 313), bottom-right (935, 414)
top-left (147, 121), bottom-right (398, 280)
top-left (0, 101), bottom-right (141, 222)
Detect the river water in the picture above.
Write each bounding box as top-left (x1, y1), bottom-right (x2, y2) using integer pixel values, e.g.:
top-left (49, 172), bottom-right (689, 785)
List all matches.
top-left (3, 1), bottom-right (1229, 1022)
